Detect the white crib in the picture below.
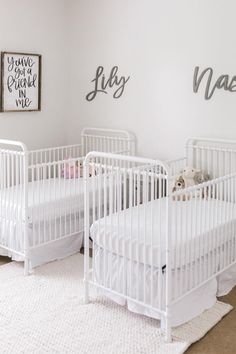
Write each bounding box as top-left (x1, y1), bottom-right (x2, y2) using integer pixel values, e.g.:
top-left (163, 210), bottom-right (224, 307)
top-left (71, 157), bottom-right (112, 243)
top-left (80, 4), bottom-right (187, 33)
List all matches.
top-left (84, 138), bottom-right (236, 343)
top-left (0, 127), bottom-right (135, 274)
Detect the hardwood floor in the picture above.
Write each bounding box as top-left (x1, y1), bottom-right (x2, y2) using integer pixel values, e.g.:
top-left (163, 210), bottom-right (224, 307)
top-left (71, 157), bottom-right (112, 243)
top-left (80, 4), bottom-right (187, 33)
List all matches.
top-left (186, 288), bottom-right (236, 354)
top-left (0, 256), bottom-right (11, 266)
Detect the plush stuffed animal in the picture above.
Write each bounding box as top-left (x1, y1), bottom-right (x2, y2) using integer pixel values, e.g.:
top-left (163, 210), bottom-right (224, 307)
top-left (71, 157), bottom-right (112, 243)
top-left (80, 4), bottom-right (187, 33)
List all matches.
top-left (61, 160), bottom-right (95, 179)
top-left (61, 159), bottom-right (80, 179)
top-left (194, 170), bottom-right (210, 184)
top-left (182, 167), bottom-right (198, 188)
top-left (79, 162), bottom-right (95, 178)
top-left (61, 157), bottom-right (97, 179)
top-left (172, 167), bottom-right (211, 200)
top-left (172, 175), bottom-right (185, 192)
top-left (194, 170), bottom-right (211, 198)
top-left (172, 175), bottom-right (187, 201)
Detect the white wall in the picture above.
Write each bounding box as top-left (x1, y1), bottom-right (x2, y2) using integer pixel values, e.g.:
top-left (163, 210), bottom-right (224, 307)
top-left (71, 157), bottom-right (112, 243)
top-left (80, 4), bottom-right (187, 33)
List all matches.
top-left (66, 0), bottom-right (236, 160)
top-left (0, 0), bottom-right (68, 150)
top-left (1, 1), bottom-right (235, 158)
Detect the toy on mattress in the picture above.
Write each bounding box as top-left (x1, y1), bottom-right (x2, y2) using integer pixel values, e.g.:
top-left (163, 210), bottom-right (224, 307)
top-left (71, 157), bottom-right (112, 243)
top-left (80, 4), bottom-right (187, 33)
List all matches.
top-left (172, 166), bottom-right (210, 201)
top-left (61, 159), bottom-right (95, 179)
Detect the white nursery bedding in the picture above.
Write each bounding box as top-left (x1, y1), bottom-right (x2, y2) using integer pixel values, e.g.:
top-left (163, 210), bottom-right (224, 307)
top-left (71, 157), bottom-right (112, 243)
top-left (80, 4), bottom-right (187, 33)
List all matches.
top-left (91, 198), bottom-right (236, 268)
top-left (0, 214), bottom-right (83, 267)
top-left (93, 244), bottom-right (236, 326)
top-left (0, 176), bottom-right (104, 222)
top-left (0, 176), bottom-right (106, 267)
top-left (90, 197), bottom-right (236, 326)
top-left (93, 244), bottom-right (217, 327)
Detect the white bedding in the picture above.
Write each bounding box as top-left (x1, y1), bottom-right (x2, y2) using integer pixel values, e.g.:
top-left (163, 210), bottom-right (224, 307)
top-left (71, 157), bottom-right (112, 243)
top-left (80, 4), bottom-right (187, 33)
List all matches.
top-left (93, 244), bottom-right (217, 327)
top-left (91, 198), bottom-right (236, 268)
top-left (93, 244), bottom-right (236, 326)
top-left (0, 176), bottom-right (105, 223)
top-left (0, 213), bottom-right (84, 267)
top-left (0, 224), bottom-right (83, 268)
top-left (0, 175), bottom-right (106, 267)
top-left (90, 197), bottom-right (236, 326)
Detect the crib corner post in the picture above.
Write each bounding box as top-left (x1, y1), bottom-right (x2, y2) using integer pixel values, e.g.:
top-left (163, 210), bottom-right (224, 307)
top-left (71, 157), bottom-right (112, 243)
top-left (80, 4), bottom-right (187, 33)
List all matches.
top-left (83, 153), bottom-right (91, 304)
top-left (165, 165), bottom-right (172, 343)
top-left (84, 279), bottom-right (89, 304)
top-left (23, 149), bottom-right (29, 277)
top-left (24, 258), bottom-right (30, 276)
top-left (164, 313), bottom-right (172, 343)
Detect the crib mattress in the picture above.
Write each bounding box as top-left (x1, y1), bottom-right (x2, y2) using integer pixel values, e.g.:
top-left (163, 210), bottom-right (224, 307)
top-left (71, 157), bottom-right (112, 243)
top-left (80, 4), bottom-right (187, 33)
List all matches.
top-left (0, 176), bottom-right (105, 223)
top-left (91, 198), bottom-right (236, 268)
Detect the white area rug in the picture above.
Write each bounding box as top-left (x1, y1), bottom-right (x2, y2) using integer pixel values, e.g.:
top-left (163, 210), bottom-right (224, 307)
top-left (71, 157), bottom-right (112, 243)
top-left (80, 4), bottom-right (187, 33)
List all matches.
top-left (0, 254), bottom-right (232, 354)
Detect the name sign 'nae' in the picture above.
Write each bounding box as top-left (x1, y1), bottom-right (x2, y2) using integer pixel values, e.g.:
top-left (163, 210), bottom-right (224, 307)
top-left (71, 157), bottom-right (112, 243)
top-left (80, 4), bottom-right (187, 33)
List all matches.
top-left (193, 66), bottom-right (236, 100)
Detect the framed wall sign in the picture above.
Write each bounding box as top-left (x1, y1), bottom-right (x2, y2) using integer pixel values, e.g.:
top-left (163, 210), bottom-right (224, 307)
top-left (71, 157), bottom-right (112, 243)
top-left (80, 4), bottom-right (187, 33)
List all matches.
top-left (0, 52), bottom-right (41, 112)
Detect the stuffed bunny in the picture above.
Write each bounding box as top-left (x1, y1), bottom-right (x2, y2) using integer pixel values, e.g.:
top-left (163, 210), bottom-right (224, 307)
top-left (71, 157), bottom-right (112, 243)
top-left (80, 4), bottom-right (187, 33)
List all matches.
top-left (182, 167), bottom-right (198, 188)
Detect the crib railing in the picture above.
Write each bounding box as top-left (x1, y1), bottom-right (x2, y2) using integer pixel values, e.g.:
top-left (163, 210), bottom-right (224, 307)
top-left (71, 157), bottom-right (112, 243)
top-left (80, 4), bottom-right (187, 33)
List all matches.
top-left (0, 127), bottom-right (136, 275)
top-left (28, 127), bottom-right (135, 168)
top-left (0, 154), bottom-right (86, 276)
top-left (28, 157), bottom-right (85, 248)
top-left (171, 172), bottom-right (236, 304)
top-left (84, 151), bottom-right (236, 343)
top-left (167, 157), bottom-right (187, 177)
top-left (29, 143), bottom-right (83, 166)
top-left (186, 138), bottom-right (236, 178)
top-left (81, 127), bottom-right (135, 156)
top-left (0, 150), bottom-right (87, 274)
top-left (84, 152), bottom-right (172, 341)
top-left (167, 138), bottom-right (236, 180)
top-left (0, 140), bottom-right (29, 272)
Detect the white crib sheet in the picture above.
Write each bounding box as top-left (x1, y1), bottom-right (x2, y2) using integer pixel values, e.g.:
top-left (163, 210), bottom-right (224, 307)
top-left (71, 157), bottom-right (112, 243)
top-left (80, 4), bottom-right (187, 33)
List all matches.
top-left (0, 176), bottom-right (105, 223)
top-left (91, 198), bottom-right (236, 268)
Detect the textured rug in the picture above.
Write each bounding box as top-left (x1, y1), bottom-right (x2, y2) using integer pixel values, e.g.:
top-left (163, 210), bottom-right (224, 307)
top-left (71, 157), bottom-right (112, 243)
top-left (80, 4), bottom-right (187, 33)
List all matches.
top-left (0, 254), bottom-right (232, 354)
